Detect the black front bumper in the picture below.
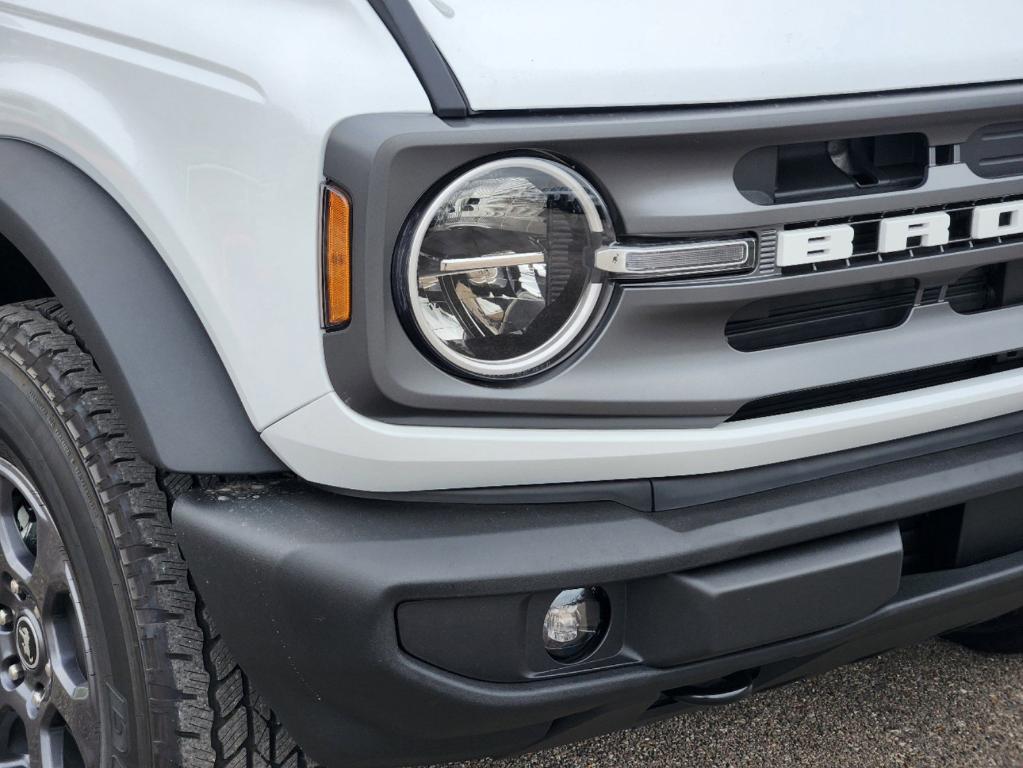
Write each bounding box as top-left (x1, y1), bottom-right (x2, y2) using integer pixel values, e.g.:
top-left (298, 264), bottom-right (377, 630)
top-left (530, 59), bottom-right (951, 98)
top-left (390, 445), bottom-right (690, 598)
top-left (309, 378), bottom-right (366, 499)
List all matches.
top-left (176, 414), bottom-right (1023, 767)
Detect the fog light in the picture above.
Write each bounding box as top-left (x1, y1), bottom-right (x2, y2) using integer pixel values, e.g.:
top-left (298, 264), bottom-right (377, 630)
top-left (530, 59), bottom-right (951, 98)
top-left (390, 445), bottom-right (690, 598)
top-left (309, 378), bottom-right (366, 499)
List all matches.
top-left (543, 587), bottom-right (608, 663)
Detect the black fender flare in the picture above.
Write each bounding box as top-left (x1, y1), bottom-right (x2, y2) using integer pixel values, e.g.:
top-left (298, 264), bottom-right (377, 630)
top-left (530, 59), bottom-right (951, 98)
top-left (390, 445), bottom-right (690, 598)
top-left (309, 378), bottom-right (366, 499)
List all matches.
top-left (0, 139), bottom-right (282, 473)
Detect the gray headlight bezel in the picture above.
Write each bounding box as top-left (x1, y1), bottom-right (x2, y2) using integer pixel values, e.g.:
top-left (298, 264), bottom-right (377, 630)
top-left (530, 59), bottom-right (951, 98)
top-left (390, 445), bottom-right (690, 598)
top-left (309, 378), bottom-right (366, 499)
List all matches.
top-left (398, 156), bottom-right (614, 380)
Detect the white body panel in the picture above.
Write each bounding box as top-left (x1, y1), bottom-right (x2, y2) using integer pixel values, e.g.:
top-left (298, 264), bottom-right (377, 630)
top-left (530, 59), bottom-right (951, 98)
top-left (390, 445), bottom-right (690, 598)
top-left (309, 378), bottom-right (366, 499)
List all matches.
top-left (2, 1), bottom-right (1022, 492)
top-left (0, 0), bottom-right (430, 431)
top-left (409, 0), bottom-right (1023, 111)
top-left (268, 372), bottom-right (1023, 492)
top-left (265, 372), bottom-right (1023, 491)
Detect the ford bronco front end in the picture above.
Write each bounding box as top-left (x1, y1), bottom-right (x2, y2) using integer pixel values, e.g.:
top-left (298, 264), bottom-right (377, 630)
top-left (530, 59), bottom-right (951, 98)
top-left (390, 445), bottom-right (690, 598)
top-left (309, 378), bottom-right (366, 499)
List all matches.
top-left (0, 2), bottom-right (1018, 767)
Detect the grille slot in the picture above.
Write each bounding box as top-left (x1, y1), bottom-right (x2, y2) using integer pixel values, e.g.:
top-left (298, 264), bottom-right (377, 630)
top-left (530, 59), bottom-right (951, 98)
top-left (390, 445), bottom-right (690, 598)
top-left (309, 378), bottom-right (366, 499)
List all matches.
top-left (729, 351), bottom-right (1023, 421)
top-left (963, 122), bottom-right (1023, 179)
top-left (726, 279), bottom-right (918, 352)
top-left (948, 261), bottom-right (1023, 315)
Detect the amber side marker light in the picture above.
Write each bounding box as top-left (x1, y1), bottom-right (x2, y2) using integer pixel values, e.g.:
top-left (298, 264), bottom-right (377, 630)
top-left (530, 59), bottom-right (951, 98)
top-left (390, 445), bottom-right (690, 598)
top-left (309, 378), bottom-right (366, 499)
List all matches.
top-left (322, 185), bottom-right (352, 327)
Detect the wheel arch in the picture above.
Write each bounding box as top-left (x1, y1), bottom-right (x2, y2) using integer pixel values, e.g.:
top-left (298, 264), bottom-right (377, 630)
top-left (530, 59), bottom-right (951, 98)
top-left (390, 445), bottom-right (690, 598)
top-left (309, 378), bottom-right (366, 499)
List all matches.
top-left (0, 138), bottom-right (282, 473)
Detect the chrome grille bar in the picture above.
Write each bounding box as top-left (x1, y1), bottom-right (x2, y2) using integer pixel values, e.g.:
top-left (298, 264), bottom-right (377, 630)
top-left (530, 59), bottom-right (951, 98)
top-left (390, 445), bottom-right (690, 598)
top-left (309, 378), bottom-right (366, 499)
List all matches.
top-left (594, 238), bottom-right (756, 278)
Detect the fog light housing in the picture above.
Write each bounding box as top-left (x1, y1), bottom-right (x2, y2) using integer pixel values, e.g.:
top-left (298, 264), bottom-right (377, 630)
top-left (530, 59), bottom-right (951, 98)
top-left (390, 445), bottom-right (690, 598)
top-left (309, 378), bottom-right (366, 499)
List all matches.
top-left (543, 587), bottom-right (609, 663)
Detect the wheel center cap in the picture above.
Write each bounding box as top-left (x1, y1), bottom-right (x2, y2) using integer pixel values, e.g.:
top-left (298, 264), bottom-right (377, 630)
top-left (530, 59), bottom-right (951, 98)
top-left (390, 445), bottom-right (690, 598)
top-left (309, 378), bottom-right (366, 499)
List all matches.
top-left (14, 616), bottom-right (41, 671)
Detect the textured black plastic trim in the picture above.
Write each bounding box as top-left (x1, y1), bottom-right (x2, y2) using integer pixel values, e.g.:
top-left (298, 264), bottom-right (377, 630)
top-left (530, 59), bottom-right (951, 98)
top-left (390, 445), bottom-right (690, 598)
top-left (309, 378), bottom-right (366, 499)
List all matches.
top-left (0, 140), bottom-right (281, 473)
top-left (957, 489), bottom-right (1023, 566)
top-left (178, 423), bottom-right (1023, 766)
top-left (397, 525), bottom-right (903, 682)
top-left (367, 0), bottom-right (469, 119)
top-left (628, 525), bottom-right (904, 667)
top-left (332, 478), bottom-right (654, 512)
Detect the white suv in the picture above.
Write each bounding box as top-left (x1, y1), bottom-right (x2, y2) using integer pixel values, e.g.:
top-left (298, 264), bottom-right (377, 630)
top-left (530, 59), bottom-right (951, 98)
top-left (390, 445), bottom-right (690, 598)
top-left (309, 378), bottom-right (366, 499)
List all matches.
top-left (0, 2), bottom-right (1019, 766)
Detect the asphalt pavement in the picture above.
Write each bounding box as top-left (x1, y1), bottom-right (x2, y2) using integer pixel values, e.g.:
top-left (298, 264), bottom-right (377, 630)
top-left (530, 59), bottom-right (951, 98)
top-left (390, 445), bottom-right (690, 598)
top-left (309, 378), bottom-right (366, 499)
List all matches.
top-left (441, 640), bottom-right (1023, 768)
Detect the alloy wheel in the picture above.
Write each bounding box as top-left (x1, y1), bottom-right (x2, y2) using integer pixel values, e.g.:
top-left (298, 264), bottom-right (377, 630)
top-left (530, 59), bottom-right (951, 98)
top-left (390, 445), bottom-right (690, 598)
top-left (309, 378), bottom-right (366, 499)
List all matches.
top-left (0, 458), bottom-right (94, 767)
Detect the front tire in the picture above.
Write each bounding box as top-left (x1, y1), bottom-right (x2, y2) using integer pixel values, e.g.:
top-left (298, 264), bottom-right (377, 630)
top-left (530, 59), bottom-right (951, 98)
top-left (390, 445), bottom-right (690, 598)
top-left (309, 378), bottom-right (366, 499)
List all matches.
top-left (0, 300), bottom-right (308, 767)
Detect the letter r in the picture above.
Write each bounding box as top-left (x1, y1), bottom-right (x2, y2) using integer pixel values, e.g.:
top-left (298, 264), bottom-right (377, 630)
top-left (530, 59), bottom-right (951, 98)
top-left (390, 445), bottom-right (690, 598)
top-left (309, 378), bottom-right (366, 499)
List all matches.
top-left (878, 212), bottom-right (950, 253)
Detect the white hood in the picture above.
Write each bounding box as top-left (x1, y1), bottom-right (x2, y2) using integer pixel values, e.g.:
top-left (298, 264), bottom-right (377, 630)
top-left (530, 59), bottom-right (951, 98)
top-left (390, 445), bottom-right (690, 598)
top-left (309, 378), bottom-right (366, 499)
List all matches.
top-left (408, 0), bottom-right (1023, 111)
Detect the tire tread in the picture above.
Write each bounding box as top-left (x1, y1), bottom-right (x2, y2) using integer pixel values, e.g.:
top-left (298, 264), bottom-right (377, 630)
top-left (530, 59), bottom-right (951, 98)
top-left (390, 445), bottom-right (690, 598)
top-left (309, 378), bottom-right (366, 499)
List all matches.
top-left (0, 299), bottom-right (310, 767)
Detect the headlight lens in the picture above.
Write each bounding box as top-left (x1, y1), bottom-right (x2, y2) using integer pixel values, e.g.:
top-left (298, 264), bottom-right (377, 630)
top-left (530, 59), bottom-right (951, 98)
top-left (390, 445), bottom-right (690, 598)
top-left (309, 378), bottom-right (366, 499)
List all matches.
top-left (399, 157), bottom-right (613, 379)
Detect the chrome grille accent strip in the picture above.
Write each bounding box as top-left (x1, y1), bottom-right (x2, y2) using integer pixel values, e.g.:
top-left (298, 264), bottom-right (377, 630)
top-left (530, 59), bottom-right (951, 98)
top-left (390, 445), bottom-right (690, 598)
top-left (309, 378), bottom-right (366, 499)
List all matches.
top-left (594, 238), bottom-right (756, 278)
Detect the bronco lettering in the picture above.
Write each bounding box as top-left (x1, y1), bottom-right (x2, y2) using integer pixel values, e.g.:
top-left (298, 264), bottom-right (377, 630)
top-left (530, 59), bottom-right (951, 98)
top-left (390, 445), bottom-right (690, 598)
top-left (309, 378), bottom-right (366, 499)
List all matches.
top-left (777, 199), bottom-right (1023, 266)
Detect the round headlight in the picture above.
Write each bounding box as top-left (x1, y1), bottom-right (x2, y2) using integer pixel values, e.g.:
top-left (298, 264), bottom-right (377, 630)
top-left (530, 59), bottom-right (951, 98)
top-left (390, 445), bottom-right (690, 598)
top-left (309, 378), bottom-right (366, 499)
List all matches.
top-left (398, 157), bottom-right (614, 379)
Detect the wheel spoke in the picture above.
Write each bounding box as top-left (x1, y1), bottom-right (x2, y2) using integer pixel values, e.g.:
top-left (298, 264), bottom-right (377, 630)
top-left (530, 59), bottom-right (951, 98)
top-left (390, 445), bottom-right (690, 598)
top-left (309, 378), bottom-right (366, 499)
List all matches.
top-left (0, 710), bottom-right (28, 768)
top-left (44, 678), bottom-right (97, 766)
top-left (0, 618), bottom-right (16, 663)
top-left (24, 728), bottom-right (43, 768)
top-left (26, 516), bottom-right (67, 613)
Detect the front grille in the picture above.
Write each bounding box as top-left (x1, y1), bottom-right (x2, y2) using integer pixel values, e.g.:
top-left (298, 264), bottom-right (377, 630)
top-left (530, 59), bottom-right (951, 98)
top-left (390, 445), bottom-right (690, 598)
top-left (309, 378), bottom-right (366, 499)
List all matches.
top-left (729, 351), bottom-right (1023, 421)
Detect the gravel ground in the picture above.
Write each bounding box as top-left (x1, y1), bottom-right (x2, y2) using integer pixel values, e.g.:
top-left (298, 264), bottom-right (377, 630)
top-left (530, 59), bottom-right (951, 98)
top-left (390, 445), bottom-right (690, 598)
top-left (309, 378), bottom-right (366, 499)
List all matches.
top-left (440, 640), bottom-right (1023, 768)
